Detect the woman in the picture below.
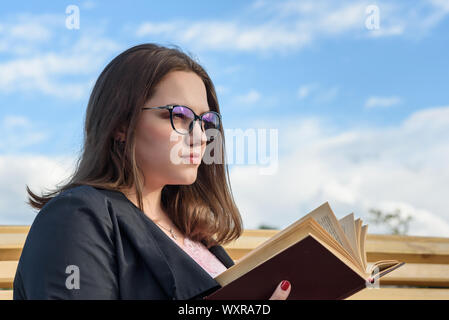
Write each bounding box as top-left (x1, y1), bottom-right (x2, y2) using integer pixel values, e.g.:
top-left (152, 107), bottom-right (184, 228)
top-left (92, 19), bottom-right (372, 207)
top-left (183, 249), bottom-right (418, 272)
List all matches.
top-left (13, 43), bottom-right (291, 300)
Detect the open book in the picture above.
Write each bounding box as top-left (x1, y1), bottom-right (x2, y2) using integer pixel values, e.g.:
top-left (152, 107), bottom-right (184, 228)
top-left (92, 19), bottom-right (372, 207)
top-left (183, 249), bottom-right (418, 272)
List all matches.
top-left (205, 202), bottom-right (405, 300)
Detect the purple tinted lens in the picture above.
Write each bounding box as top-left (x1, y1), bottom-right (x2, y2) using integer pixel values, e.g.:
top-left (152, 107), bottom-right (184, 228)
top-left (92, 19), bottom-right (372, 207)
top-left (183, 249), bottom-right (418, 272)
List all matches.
top-left (172, 106), bottom-right (194, 133)
top-left (172, 106), bottom-right (220, 138)
top-left (202, 112), bottom-right (219, 130)
top-left (203, 112), bottom-right (220, 141)
top-left (173, 106), bottom-right (194, 119)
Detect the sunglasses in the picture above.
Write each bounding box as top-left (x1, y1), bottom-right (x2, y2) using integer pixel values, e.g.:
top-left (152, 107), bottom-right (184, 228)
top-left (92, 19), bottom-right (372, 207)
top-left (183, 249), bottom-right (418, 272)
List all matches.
top-left (141, 104), bottom-right (221, 141)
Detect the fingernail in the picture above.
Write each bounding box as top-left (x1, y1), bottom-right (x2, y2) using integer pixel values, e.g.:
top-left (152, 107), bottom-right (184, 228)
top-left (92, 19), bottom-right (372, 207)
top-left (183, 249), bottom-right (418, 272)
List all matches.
top-left (281, 280), bottom-right (290, 291)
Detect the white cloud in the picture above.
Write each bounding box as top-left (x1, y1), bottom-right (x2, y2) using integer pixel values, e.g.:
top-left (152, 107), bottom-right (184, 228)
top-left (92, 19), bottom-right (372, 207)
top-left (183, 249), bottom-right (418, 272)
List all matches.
top-left (81, 0), bottom-right (97, 10)
top-left (0, 41), bottom-right (117, 99)
top-left (367, 25), bottom-right (404, 38)
top-left (136, 22), bottom-right (179, 37)
top-left (429, 0), bottom-right (449, 11)
top-left (0, 13), bottom-right (62, 55)
top-left (215, 85), bottom-right (230, 95)
top-left (234, 89), bottom-right (261, 105)
top-left (0, 154), bottom-right (76, 224)
top-left (2, 115), bottom-right (31, 129)
top-left (10, 22), bottom-right (52, 42)
top-left (0, 13), bottom-right (121, 98)
top-left (228, 105), bottom-right (449, 236)
top-left (297, 83), bottom-right (338, 103)
top-left (134, 0), bottom-right (449, 53)
top-left (364, 96), bottom-right (402, 109)
top-left (297, 84), bottom-right (316, 99)
top-left (0, 115), bottom-right (49, 152)
top-left (315, 86), bottom-right (339, 103)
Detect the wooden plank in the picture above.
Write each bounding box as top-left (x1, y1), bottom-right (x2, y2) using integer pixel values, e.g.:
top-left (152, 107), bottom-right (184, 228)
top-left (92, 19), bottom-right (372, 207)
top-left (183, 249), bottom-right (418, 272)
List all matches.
top-left (0, 233), bottom-right (27, 261)
top-left (0, 233), bottom-right (27, 248)
top-left (223, 229), bottom-right (277, 261)
top-left (222, 230), bottom-right (449, 264)
top-left (0, 288), bottom-right (448, 300)
top-left (347, 287), bottom-right (449, 300)
top-left (0, 226), bottom-right (30, 234)
top-left (3, 227), bottom-right (449, 263)
top-left (366, 234), bottom-right (449, 264)
top-left (0, 261), bottom-right (18, 289)
top-left (0, 290), bottom-right (13, 300)
top-left (372, 263), bottom-right (449, 287)
top-left (2, 263), bottom-right (448, 295)
top-left (0, 249), bottom-right (23, 261)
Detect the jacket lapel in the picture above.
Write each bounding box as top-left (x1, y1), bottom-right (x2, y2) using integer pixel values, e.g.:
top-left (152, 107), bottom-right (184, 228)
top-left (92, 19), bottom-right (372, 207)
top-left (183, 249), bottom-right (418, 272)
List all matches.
top-left (109, 189), bottom-right (227, 300)
top-left (146, 223), bottom-right (222, 300)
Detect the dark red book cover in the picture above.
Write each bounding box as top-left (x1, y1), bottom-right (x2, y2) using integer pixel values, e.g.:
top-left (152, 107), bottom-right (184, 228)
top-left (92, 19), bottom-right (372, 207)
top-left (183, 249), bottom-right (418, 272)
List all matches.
top-left (205, 235), bottom-right (382, 300)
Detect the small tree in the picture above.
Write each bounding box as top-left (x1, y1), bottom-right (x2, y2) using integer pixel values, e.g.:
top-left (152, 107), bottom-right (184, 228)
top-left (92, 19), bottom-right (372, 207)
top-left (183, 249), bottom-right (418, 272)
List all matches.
top-left (258, 223), bottom-right (279, 230)
top-left (368, 208), bottom-right (413, 235)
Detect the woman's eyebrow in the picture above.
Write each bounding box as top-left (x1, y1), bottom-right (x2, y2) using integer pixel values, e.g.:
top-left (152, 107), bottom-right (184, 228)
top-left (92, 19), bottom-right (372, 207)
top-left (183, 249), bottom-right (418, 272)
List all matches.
top-left (169, 102), bottom-right (210, 114)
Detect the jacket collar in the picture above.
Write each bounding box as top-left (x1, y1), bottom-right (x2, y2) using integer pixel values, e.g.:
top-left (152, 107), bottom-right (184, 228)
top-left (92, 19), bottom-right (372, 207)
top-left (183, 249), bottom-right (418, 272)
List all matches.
top-left (105, 188), bottom-right (232, 300)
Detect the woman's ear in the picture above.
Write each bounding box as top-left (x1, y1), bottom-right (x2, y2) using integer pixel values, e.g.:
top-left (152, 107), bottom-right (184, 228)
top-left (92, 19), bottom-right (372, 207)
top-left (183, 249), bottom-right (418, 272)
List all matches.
top-left (114, 125), bottom-right (127, 142)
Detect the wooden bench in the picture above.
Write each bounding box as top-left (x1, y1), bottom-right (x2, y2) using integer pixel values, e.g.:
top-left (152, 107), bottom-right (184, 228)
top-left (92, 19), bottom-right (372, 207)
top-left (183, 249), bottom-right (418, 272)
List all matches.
top-left (1, 226), bottom-right (449, 300)
top-left (0, 226), bottom-right (29, 300)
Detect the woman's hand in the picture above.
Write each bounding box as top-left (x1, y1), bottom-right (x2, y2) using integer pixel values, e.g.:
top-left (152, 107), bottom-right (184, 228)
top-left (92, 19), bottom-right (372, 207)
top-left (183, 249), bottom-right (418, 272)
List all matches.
top-left (268, 280), bottom-right (291, 300)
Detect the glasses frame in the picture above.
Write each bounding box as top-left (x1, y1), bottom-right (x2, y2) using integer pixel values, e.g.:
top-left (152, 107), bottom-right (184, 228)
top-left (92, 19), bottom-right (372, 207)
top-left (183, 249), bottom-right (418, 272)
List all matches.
top-left (141, 104), bottom-right (222, 136)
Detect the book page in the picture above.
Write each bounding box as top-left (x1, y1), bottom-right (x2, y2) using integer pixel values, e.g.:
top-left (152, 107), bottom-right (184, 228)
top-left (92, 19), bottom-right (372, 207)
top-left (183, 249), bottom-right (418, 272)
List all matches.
top-left (360, 224), bottom-right (368, 271)
top-left (339, 213), bottom-right (361, 264)
top-left (354, 218), bottom-right (362, 268)
top-left (304, 203), bottom-right (359, 263)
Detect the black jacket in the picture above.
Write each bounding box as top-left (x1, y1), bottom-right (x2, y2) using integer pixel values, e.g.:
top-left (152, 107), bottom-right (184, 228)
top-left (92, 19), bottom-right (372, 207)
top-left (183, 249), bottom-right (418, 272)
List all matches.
top-left (13, 185), bottom-right (235, 300)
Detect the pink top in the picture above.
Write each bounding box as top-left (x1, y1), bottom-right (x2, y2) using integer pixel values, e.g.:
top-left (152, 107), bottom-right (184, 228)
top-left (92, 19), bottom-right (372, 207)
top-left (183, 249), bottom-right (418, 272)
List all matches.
top-left (169, 236), bottom-right (228, 278)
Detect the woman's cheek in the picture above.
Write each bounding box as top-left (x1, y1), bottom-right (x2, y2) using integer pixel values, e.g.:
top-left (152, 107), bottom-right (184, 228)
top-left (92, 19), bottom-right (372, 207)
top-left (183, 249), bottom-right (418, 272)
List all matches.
top-left (167, 137), bottom-right (187, 165)
top-left (135, 128), bottom-right (169, 167)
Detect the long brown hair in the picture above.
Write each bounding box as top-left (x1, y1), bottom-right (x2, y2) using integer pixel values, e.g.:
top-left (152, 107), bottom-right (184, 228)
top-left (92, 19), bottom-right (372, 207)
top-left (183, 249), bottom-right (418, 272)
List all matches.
top-left (26, 43), bottom-right (243, 247)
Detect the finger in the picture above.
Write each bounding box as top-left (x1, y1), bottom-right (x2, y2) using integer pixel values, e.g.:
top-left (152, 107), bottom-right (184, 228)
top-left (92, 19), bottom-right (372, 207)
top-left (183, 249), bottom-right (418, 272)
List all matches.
top-left (268, 280), bottom-right (291, 300)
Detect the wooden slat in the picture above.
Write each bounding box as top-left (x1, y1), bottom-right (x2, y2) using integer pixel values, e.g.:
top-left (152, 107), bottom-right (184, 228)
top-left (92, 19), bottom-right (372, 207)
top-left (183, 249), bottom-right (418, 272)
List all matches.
top-left (0, 233), bottom-right (27, 261)
top-left (347, 287), bottom-right (449, 300)
top-left (0, 261), bottom-right (18, 289)
top-left (222, 230), bottom-right (449, 264)
top-left (0, 233), bottom-right (28, 248)
top-left (0, 226), bottom-right (30, 234)
top-left (0, 290), bottom-right (13, 300)
top-left (4, 228), bottom-right (446, 264)
top-left (366, 234), bottom-right (449, 264)
top-left (223, 229), bottom-right (278, 261)
top-left (373, 263), bottom-right (449, 287)
top-left (0, 288), bottom-right (447, 301)
top-left (1, 261), bottom-right (447, 292)
top-left (0, 288), bottom-right (448, 301)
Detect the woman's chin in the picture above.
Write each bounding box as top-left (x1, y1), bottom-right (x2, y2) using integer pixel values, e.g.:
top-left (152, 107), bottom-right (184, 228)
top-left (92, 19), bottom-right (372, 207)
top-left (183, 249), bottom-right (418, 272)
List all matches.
top-left (174, 170), bottom-right (198, 185)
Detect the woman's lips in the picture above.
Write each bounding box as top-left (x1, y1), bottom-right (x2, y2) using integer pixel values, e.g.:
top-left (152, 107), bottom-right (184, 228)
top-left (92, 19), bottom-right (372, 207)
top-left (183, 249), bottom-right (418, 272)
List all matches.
top-left (181, 152), bottom-right (201, 158)
top-left (181, 153), bottom-right (201, 163)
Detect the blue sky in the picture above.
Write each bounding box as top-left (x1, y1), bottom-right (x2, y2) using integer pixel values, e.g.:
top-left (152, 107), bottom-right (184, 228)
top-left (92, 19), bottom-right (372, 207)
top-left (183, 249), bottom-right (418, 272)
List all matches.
top-left (1, 0), bottom-right (449, 236)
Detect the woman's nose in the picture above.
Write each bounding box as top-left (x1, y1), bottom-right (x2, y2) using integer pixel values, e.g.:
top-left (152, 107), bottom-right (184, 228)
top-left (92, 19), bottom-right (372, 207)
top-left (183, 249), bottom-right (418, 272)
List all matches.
top-left (189, 120), bottom-right (208, 145)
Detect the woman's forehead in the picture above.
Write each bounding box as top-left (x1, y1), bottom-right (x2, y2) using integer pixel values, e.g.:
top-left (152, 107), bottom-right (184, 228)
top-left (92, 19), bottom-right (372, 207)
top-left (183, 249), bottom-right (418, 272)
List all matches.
top-left (147, 72), bottom-right (210, 113)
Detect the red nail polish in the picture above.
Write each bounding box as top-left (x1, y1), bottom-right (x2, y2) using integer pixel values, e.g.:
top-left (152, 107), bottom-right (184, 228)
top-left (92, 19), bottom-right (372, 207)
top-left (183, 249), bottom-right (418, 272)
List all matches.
top-left (281, 280), bottom-right (290, 291)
